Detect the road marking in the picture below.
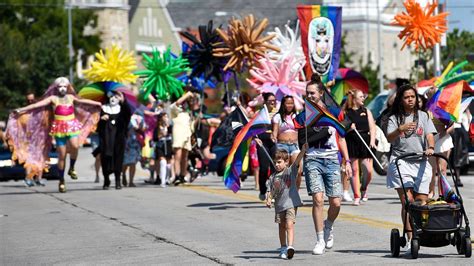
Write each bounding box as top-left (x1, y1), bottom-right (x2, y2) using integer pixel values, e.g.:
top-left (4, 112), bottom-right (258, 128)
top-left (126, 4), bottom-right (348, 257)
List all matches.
top-left (183, 185), bottom-right (403, 230)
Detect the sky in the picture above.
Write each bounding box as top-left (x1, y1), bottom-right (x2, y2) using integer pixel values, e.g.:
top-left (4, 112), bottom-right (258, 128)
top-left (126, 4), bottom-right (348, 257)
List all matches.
top-left (446, 0), bottom-right (474, 32)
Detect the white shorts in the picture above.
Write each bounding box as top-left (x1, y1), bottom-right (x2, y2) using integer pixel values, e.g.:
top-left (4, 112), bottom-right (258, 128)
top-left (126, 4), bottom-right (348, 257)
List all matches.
top-left (434, 134), bottom-right (453, 153)
top-left (386, 158), bottom-right (432, 194)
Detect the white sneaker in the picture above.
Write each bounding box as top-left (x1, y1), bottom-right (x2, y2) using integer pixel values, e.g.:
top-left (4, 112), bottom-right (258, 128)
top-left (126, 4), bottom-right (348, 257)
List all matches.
top-left (353, 198), bottom-right (361, 206)
top-left (324, 220), bottom-right (334, 249)
top-left (403, 241), bottom-right (411, 257)
top-left (279, 248), bottom-right (288, 259)
top-left (286, 246), bottom-right (295, 259)
top-left (342, 191), bottom-right (353, 202)
top-left (361, 191), bottom-right (368, 202)
top-left (312, 240), bottom-right (326, 255)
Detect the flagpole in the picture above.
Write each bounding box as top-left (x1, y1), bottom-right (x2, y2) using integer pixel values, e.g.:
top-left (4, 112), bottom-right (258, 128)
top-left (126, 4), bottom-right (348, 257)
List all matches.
top-left (353, 128), bottom-right (384, 170)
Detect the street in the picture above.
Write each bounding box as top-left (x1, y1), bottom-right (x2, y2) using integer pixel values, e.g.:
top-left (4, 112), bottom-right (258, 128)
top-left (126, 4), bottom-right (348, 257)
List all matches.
top-left (1, 149), bottom-right (473, 265)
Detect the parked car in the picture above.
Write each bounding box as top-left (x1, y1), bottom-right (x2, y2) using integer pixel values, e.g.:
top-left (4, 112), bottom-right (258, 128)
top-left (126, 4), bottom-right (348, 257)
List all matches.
top-left (0, 142), bottom-right (59, 181)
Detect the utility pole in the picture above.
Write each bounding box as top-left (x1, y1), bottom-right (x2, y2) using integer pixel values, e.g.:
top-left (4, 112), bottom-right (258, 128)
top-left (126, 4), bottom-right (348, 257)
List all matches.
top-left (376, 0), bottom-right (384, 93)
top-left (433, 0), bottom-right (442, 76)
top-left (68, 1), bottom-right (73, 82)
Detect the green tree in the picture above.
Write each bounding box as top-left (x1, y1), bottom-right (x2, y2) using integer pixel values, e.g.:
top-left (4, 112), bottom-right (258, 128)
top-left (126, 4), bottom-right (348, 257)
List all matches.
top-left (442, 29), bottom-right (474, 71)
top-left (0, 0), bottom-right (100, 119)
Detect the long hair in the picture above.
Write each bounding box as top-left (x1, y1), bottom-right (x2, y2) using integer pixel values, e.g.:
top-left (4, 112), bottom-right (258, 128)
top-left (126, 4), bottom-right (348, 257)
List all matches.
top-left (42, 77), bottom-right (76, 100)
top-left (277, 95), bottom-right (296, 123)
top-left (391, 84), bottom-right (420, 125)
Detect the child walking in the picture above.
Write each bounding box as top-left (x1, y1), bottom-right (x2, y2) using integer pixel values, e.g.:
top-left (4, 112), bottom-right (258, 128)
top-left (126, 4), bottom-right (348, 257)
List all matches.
top-left (265, 143), bottom-right (307, 259)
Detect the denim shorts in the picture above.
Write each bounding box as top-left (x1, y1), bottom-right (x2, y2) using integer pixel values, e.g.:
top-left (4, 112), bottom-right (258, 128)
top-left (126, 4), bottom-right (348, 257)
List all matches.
top-left (276, 142), bottom-right (300, 156)
top-left (304, 156), bottom-right (342, 197)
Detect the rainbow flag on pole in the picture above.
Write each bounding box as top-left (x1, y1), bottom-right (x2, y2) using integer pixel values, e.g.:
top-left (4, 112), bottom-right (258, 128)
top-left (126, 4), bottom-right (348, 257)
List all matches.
top-left (427, 80), bottom-right (474, 125)
top-left (224, 106), bottom-right (272, 192)
top-left (297, 5), bottom-right (342, 81)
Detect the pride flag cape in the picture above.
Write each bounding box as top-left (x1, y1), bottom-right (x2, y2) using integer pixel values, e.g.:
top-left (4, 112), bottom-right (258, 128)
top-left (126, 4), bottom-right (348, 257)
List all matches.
top-left (427, 80), bottom-right (474, 125)
top-left (297, 5), bottom-right (342, 81)
top-left (305, 98), bottom-right (347, 137)
top-left (224, 106), bottom-right (271, 192)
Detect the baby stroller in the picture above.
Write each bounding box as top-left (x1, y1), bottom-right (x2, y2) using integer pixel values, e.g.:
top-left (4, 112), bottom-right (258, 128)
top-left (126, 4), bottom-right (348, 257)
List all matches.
top-left (390, 153), bottom-right (471, 259)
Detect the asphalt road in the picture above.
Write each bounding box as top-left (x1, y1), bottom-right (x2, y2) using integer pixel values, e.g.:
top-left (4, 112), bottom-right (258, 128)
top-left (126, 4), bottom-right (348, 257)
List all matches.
top-left (1, 149), bottom-right (473, 265)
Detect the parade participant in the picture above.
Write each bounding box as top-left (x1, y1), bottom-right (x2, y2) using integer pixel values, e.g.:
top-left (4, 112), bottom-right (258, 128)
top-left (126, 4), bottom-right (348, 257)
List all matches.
top-left (265, 144), bottom-right (307, 260)
top-left (255, 92), bottom-right (277, 200)
top-left (10, 77), bottom-right (101, 193)
top-left (297, 75), bottom-right (352, 255)
top-left (98, 91), bottom-right (132, 190)
top-left (343, 89), bottom-right (376, 205)
top-left (271, 95), bottom-right (301, 188)
top-left (386, 84), bottom-right (436, 255)
top-left (171, 90), bottom-right (196, 185)
top-left (154, 112), bottom-right (174, 187)
top-left (123, 110), bottom-right (146, 187)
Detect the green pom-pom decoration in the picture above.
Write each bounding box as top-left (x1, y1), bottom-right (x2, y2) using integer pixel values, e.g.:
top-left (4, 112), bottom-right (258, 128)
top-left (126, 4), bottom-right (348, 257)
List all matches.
top-left (136, 46), bottom-right (191, 101)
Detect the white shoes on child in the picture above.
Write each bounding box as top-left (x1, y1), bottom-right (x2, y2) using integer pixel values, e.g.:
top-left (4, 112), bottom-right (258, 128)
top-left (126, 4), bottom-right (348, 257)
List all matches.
top-left (278, 246), bottom-right (295, 259)
top-left (342, 190), bottom-right (352, 202)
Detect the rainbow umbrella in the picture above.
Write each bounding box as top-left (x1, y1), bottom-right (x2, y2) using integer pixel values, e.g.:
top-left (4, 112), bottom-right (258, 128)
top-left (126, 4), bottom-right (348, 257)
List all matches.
top-left (79, 81), bottom-right (138, 111)
top-left (332, 68), bottom-right (369, 104)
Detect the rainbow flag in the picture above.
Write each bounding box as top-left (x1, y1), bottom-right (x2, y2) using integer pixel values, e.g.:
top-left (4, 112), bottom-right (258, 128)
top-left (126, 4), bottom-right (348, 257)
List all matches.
top-left (224, 106), bottom-right (271, 192)
top-left (305, 98), bottom-right (347, 137)
top-left (297, 5), bottom-right (342, 81)
top-left (427, 80), bottom-right (474, 125)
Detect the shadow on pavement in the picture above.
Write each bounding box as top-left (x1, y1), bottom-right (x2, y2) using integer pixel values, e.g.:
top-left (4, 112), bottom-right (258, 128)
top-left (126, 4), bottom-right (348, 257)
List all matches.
top-left (187, 201), bottom-right (266, 210)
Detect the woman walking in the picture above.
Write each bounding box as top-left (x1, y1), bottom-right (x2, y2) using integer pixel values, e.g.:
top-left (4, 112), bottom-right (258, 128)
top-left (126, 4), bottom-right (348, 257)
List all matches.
top-left (343, 89), bottom-right (376, 205)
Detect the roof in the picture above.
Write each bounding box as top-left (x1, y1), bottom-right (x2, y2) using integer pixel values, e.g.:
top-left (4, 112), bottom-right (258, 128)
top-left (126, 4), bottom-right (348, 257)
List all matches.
top-left (166, 0), bottom-right (321, 30)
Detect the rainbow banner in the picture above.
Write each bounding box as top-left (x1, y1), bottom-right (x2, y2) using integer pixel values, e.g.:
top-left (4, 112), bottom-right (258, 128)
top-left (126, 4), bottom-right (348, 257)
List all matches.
top-left (305, 98), bottom-right (347, 137)
top-left (427, 80), bottom-right (474, 125)
top-left (297, 5), bottom-right (342, 81)
top-left (224, 106), bottom-right (271, 193)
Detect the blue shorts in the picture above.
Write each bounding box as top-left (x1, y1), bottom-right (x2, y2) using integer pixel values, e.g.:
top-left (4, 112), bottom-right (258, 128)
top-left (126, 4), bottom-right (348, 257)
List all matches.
top-left (304, 156), bottom-right (342, 197)
top-left (55, 135), bottom-right (78, 146)
top-left (90, 134), bottom-right (100, 150)
top-left (276, 142), bottom-right (300, 156)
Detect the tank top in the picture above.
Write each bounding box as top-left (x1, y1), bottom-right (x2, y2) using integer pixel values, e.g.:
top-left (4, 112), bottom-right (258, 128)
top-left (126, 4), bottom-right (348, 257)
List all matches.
top-left (346, 107), bottom-right (369, 133)
top-left (52, 95), bottom-right (75, 121)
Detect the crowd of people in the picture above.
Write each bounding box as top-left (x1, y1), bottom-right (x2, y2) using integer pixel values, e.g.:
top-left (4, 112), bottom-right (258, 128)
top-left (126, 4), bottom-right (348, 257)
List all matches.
top-left (2, 74), bottom-right (471, 260)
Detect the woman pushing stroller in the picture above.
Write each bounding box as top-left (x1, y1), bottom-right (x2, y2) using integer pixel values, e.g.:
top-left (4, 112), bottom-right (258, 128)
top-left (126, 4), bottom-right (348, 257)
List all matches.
top-left (385, 84), bottom-right (437, 255)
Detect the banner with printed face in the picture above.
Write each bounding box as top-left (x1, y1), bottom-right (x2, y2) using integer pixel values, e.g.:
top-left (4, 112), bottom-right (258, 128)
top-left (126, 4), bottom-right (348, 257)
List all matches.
top-left (297, 5), bottom-right (342, 82)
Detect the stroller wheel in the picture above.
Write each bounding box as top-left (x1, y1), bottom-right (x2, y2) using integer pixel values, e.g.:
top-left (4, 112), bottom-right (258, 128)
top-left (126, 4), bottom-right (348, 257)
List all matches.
top-left (390, 229), bottom-right (401, 257)
top-left (456, 231), bottom-right (465, 254)
top-left (464, 237), bottom-right (472, 258)
top-left (411, 238), bottom-right (419, 259)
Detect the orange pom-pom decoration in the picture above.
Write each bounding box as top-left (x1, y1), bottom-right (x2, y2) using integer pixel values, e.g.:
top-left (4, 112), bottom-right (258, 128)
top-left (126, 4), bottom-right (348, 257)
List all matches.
top-left (392, 0), bottom-right (448, 51)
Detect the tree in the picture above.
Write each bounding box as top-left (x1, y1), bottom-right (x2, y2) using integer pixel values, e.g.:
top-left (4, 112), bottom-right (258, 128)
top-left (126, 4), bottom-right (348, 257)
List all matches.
top-left (442, 29), bottom-right (474, 71)
top-left (0, 0), bottom-right (100, 120)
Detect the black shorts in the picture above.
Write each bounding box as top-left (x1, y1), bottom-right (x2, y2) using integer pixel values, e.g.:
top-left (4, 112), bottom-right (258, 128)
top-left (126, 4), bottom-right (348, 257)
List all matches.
top-left (155, 139), bottom-right (173, 159)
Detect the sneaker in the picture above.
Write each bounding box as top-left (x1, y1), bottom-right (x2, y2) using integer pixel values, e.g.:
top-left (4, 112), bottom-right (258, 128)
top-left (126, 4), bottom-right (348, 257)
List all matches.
top-left (279, 248), bottom-right (288, 259)
top-left (353, 198), bottom-right (360, 206)
top-left (286, 246), bottom-right (295, 259)
top-left (68, 169), bottom-right (78, 180)
top-left (58, 182), bottom-right (66, 193)
top-left (258, 194), bottom-right (266, 201)
top-left (342, 191), bottom-right (352, 202)
top-left (24, 179), bottom-right (35, 187)
top-left (312, 240), bottom-right (326, 255)
top-left (37, 179), bottom-right (46, 186)
top-left (94, 177), bottom-right (100, 183)
top-left (403, 240), bottom-right (411, 257)
top-left (361, 191), bottom-right (368, 202)
top-left (324, 220), bottom-right (334, 249)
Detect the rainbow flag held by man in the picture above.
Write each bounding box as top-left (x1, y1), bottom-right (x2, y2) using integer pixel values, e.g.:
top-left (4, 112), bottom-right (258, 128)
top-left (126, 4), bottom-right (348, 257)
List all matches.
top-left (297, 5), bottom-right (342, 81)
top-left (427, 80), bottom-right (474, 125)
top-left (224, 106), bottom-right (271, 192)
top-left (305, 98), bottom-right (347, 137)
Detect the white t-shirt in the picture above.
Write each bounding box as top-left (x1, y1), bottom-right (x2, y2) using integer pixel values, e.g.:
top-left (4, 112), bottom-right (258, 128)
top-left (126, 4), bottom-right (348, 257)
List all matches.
top-left (306, 126), bottom-right (339, 158)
